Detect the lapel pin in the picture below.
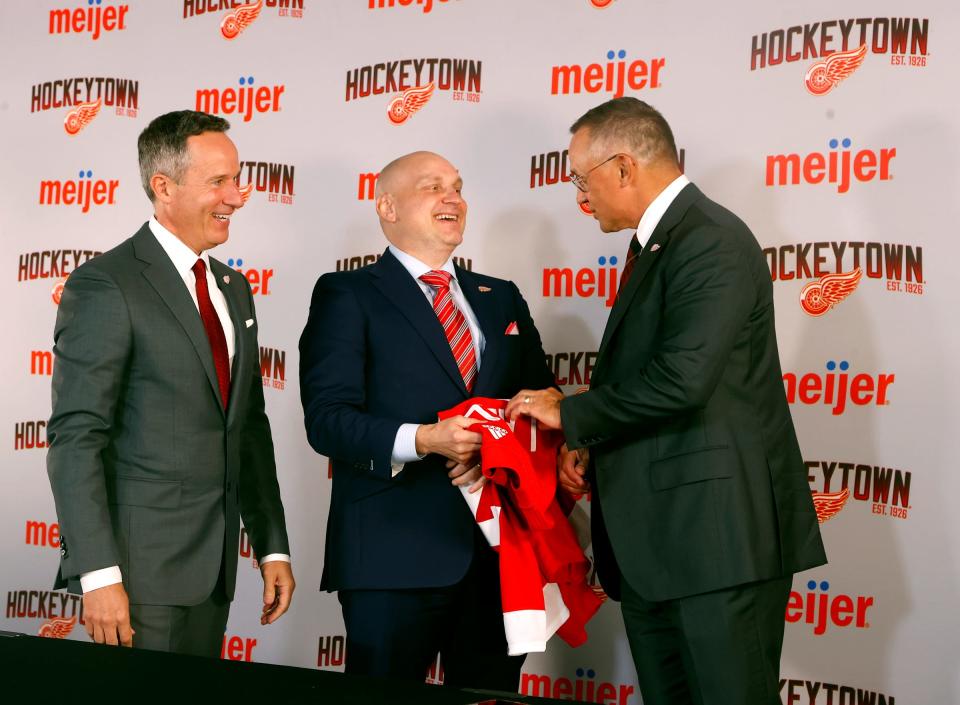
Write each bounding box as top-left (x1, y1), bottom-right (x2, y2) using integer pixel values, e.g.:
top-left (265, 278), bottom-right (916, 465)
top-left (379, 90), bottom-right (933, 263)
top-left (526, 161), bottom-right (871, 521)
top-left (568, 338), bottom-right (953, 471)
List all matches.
top-left (650, 244), bottom-right (661, 252)
top-left (222, 275), bottom-right (230, 284)
top-left (478, 286), bottom-right (491, 292)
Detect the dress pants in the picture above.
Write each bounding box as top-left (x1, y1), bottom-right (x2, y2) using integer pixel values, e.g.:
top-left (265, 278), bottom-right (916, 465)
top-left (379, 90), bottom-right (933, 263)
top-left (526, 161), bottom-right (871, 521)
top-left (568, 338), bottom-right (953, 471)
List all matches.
top-left (128, 561), bottom-right (230, 658)
top-left (620, 574), bottom-right (792, 705)
top-left (338, 529), bottom-right (525, 691)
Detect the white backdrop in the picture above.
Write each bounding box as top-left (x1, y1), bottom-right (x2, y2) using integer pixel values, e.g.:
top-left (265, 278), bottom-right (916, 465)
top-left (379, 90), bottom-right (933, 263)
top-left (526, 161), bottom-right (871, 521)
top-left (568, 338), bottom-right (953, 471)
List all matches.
top-left (2, 1), bottom-right (959, 703)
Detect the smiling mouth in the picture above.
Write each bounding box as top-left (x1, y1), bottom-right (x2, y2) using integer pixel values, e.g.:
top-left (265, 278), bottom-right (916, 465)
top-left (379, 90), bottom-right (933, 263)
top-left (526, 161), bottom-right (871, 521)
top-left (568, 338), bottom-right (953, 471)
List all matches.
top-left (435, 213), bottom-right (459, 222)
top-left (212, 214), bottom-right (231, 222)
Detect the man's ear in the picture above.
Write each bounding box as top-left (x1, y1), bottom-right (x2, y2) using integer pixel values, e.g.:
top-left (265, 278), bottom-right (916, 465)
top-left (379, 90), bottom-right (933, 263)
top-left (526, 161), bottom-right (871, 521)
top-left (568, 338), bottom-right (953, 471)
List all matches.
top-left (150, 173), bottom-right (174, 204)
top-left (617, 155), bottom-right (635, 186)
top-left (376, 193), bottom-right (396, 222)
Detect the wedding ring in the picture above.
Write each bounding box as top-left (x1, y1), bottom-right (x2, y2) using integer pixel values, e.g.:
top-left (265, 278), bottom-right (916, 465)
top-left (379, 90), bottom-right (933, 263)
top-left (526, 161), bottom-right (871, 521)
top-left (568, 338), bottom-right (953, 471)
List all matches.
top-left (523, 396), bottom-right (531, 404)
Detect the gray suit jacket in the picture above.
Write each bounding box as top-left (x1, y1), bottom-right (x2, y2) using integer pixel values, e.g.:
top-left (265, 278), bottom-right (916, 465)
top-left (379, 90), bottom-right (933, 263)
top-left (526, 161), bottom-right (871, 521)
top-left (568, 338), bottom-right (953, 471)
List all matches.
top-left (47, 223), bottom-right (289, 606)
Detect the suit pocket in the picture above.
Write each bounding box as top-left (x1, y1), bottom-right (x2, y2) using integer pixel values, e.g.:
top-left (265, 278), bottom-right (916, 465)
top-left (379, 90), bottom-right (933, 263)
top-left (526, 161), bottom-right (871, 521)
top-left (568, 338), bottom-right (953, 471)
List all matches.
top-left (650, 445), bottom-right (732, 491)
top-left (110, 475), bottom-right (182, 509)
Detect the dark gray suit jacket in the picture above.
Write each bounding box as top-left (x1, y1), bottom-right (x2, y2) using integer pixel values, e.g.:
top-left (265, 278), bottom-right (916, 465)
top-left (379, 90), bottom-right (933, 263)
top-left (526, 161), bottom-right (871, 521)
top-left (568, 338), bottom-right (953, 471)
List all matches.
top-left (561, 184), bottom-right (826, 603)
top-left (47, 223), bottom-right (289, 606)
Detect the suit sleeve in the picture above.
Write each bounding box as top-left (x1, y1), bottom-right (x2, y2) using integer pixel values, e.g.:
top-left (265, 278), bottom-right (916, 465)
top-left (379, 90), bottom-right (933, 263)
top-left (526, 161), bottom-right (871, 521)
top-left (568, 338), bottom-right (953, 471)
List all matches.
top-left (46, 266), bottom-right (130, 582)
top-left (510, 281), bottom-right (557, 391)
top-left (299, 273), bottom-right (405, 479)
top-left (238, 283), bottom-right (290, 558)
top-left (561, 224), bottom-right (758, 448)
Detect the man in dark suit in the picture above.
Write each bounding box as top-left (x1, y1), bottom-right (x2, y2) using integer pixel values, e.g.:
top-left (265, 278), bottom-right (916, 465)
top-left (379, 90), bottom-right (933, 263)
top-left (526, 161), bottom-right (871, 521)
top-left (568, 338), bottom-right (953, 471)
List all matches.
top-left (507, 98), bottom-right (827, 705)
top-left (299, 151), bottom-right (555, 689)
top-left (47, 110), bottom-right (294, 656)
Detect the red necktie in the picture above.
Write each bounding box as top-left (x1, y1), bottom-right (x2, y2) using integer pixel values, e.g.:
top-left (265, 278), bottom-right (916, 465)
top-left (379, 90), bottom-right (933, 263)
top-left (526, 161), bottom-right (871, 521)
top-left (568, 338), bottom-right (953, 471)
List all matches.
top-left (191, 259), bottom-right (230, 410)
top-left (617, 236), bottom-right (643, 299)
top-left (420, 270), bottom-right (478, 392)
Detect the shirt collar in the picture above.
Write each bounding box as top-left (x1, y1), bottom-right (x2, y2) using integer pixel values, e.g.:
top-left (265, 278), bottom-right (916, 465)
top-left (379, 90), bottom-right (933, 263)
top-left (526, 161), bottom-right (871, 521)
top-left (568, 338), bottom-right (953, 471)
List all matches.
top-left (389, 245), bottom-right (457, 284)
top-left (634, 174), bottom-right (690, 250)
top-left (148, 217), bottom-right (211, 277)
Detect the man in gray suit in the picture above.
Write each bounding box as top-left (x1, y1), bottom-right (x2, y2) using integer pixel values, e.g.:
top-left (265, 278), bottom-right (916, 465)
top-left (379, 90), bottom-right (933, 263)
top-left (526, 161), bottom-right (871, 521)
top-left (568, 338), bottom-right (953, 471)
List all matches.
top-left (46, 110), bottom-right (294, 655)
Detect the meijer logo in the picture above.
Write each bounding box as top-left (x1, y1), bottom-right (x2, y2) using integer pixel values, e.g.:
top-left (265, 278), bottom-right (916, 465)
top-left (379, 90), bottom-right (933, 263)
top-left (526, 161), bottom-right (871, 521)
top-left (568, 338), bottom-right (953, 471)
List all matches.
top-left (785, 580), bottom-right (874, 636)
top-left (49, 1), bottom-right (130, 40)
top-left (543, 256), bottom-right (621, 308)
top-left (783, 360), bottom-right (894, 416)
top-left (551, 49), bottom-right (665, 98)
top-left (766, 138), bottom-right (895, 192)
top-left (196, 75), bottom-right (284, 122)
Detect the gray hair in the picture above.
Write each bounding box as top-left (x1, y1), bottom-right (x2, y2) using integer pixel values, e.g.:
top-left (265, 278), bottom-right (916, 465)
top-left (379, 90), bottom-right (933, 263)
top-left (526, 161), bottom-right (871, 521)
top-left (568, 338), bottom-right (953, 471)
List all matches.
top-left (137, 110), bottom-right (230, 202)
top-left (570, 97), bottom-right (679, 168)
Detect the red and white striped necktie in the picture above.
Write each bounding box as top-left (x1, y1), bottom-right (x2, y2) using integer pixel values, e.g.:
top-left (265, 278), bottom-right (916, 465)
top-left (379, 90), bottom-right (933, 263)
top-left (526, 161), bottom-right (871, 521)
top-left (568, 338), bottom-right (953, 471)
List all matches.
top-left (420, 270), bottom-right (478, 392)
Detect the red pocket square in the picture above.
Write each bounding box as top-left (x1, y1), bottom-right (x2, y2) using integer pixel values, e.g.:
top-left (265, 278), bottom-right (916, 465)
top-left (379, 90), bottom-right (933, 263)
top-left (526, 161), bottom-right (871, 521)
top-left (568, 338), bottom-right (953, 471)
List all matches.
top-left (504, 321), bottom-right (519, 335)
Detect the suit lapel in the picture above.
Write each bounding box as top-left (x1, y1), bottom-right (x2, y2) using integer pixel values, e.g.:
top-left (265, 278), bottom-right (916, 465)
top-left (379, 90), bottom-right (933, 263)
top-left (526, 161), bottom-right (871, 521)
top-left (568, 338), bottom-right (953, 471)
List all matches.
top-left (370, 249), bottom-right (467, 394)
top-left (596, 183), bottom-right (702, 366)
top-left (133, 224), bottom-right (225, 416)
top-left (457, 266), bottom-right (500, 394)
top-left (210, 257), bottom-right (248, 426)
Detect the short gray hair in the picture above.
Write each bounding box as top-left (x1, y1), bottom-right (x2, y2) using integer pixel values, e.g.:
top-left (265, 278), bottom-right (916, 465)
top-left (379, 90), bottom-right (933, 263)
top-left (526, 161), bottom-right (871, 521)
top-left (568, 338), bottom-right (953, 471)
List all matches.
top-left (570, 97), bottom-right (679, 168)
top-left (137, 110), bottom-right (231, 202)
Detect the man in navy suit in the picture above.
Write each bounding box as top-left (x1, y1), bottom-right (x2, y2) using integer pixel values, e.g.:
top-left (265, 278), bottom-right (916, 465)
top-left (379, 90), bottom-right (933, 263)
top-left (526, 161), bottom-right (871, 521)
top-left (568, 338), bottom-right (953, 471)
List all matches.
top-left (299, 151), bottom-right (555, 689)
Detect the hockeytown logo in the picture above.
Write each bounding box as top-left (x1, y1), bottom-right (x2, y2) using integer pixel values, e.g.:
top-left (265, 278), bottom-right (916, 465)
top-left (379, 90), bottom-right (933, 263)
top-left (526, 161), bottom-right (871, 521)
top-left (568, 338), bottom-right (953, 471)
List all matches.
top-left (780, 677), bottom-right (896, 705)
top-left (182, 0), bottom-right (303, 37)
top-left (30, 76), bottom-right (139, 134)
top-left (807, 459), bottom-right (911, 521)
top-left (763, 240), bottom-right (923, 315)
top-left (344, 57), bottom-right (483, 124)
top-left (751, 17), bottom-right (930, 96)
top-left (238, 159), bottom-right (294, 204)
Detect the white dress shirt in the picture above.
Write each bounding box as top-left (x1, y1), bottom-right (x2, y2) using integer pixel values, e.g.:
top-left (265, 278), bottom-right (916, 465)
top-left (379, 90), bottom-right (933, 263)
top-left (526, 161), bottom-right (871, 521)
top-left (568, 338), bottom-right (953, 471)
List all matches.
top-left (633, 174), bottom-right (690, 250)
top-left (388, 245), bottom-right (486, 474)
top-left (80, 219), bottom-right (288, 594)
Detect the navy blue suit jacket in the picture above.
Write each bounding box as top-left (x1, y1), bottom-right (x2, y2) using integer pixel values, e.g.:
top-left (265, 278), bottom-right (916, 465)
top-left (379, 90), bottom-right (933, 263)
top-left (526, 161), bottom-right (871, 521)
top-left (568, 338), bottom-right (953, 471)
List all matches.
top-left (300, 249), bottom-right (555, 591)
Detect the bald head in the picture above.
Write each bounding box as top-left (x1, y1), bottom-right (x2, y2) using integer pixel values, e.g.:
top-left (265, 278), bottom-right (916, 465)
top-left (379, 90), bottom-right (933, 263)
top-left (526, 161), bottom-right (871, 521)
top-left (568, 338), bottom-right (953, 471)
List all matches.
top-left (374, 151), bottom-right (467, 268)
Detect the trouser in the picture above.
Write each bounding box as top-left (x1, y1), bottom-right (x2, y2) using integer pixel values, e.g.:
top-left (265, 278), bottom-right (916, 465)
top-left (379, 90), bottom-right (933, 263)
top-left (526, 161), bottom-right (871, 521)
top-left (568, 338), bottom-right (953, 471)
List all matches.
top-left (620, 574), bottom-right (792, 705)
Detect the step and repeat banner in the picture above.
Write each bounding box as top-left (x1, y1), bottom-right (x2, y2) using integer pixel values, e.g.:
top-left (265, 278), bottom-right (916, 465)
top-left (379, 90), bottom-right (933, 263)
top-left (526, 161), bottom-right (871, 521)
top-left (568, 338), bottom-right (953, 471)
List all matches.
top-left (2, 1), bottom-right (959, 703)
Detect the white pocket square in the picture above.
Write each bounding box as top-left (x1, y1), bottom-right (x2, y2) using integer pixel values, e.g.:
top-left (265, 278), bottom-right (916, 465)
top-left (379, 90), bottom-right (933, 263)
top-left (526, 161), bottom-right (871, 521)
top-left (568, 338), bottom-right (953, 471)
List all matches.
top-left (245, 318), bottom-right (255, 328)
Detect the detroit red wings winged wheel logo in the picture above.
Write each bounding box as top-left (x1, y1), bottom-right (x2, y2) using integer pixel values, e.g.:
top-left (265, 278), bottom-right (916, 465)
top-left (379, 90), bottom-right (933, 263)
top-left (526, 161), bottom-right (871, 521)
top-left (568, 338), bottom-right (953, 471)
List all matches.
top-left (221, 0), bottom-right (262, 40)
top-left (800, 268), bottom-right (862, 317)
top-left (811, 488), bottom-right (850, 523)
top-left (238, 183), bottom-right (254, 204)
top-left (805, 44), bottom-right (868, 96)
top-left (38, 615), bottom-right (77, 639)
top-left (63, 98), bottom-right (102, 135)
top-left (387, 82), bottom-right (435, 124)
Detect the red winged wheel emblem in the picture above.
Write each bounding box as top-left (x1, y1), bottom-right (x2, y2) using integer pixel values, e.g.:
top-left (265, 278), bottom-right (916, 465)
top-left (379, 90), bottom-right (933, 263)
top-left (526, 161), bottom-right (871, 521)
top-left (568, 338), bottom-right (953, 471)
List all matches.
top-left (812, 488), bottom-right (850, 523)
top-left (800, 268), bottom-right (862, 317)
top-left (238, 183), bottom-right (254, 204)
top-left (221, 0), bottom-right (263, 40)
top-left (805, 44), bottom-right (868, 96)
top-left (38, 615), bottom-right (77, 639)
top-left (64, 98), bottom-right (102, 135)
top-left (387, 82), bottom-right (435, 125)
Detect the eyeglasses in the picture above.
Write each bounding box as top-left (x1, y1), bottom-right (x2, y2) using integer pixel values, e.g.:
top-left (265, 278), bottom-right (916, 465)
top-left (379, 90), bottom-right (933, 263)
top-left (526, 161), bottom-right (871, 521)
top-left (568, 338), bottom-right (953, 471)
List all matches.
top-left (570, 153), bottom-right (621, 192)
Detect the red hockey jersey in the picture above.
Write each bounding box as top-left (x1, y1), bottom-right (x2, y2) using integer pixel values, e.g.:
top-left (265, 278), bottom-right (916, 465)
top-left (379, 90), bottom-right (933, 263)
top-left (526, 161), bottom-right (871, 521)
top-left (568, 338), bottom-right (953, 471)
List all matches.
top-left (439, 397), bottom-right (603, 655)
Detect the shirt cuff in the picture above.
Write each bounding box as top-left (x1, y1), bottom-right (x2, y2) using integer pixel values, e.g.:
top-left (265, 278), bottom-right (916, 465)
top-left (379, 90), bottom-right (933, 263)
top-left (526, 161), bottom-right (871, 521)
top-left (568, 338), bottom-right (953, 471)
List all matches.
top-left (259, 554), bottom-right (290, 565)
top-left (80, 566), bottom-right (123, 593)
top-left (391, 423), bottom-right (425, 476)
